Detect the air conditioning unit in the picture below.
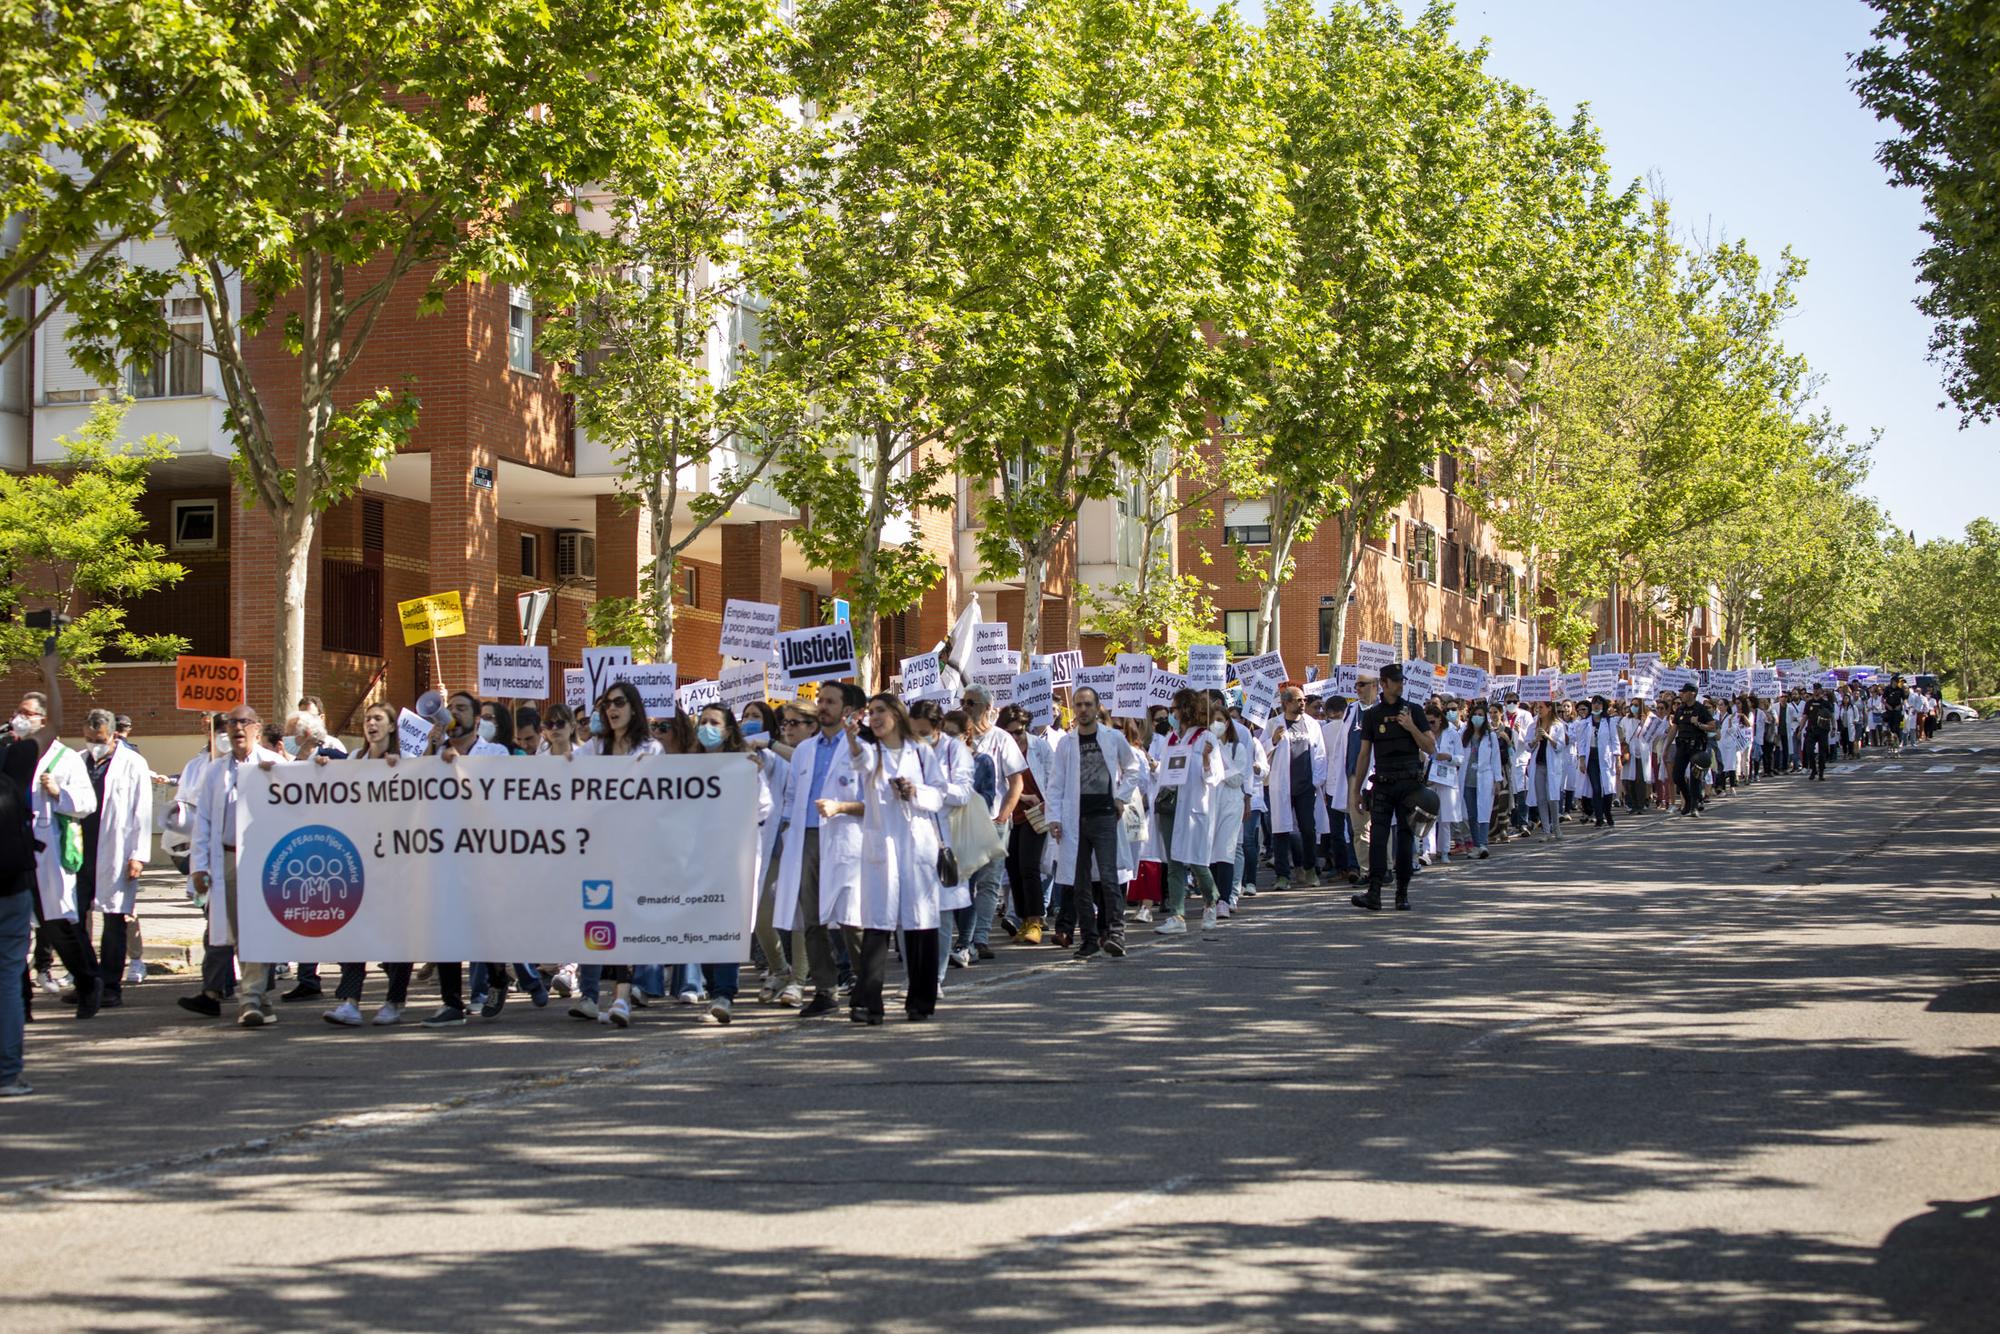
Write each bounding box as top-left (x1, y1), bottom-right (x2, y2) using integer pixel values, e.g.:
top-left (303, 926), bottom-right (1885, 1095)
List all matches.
top-left (554, 529), bottom-right (597, 581)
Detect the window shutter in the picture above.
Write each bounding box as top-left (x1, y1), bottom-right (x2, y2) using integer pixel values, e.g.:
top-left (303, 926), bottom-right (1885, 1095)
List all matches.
top-left (41, 307), bottom-right (110, 397)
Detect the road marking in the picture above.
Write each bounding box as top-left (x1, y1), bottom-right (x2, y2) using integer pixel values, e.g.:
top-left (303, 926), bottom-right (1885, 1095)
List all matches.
top-left (1980, 767), bottom-right (2000, 775)
top-left (1002, 1174), bottom-right (1196, 1262)
top-left (1829, 764), bottom-right (1858, 774)
top-left (1879, 764), bottom-right (1904, 772)
top-left (1927, 765), bottom-right (1958, 773)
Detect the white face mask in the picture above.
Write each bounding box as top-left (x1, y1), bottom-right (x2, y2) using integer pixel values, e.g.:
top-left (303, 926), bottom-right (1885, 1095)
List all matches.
top-left (9, 714), bottom-right (35, 738)
top-left (477, 719), bottom-right (498, 744)
top-left (88, 741), bottom-right (112, 761)
top-left (1208, 720), bottom-right (1226, 738)
top-left (281, 735), bottom-right (301, 758)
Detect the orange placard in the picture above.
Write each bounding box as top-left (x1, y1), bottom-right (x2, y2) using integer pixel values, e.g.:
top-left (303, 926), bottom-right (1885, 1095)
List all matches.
top-left (174, 656), bottom-right (247, 712)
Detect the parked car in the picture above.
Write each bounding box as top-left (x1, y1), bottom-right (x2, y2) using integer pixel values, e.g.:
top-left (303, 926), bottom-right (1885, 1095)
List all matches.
top-left (1939, 700), bottom-right (1980, 725)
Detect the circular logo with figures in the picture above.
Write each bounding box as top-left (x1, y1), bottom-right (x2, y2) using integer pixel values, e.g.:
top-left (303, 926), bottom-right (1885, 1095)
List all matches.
top-left (261, 825), bottom-right (365, 938)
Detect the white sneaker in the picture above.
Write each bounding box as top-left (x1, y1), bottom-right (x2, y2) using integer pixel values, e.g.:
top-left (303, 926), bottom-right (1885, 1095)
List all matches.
top-left (323, 1000), bottom-right (364, 1027)
top-left (1242, 885), bottom-right (1259, 897)
top-left (551, 966), bottom-right (578, 998)
top-left (1201, 907), bottom-right (1219, 931)
top-left (1154, 915), bottom-right (1187, 936)
top-left (676, 989), bottom-right (704, 1006)
top-left (0, 1079), bottom-right (32, 1097)
top-left (707, 996), bottom-right (733, 1025)
top-left (125, 960), bottom-right (147, 986)
top-left (237, 1005), bottom-right (272, 1028)
top-left (569, 997), bottom-right (600, 1021)
top-left (373, 1003), bottom-right (404, 1026)
top-left (607, 998), bottom-right (632, 1028)
top-left (1215, 901), bottom-right (1233, 919)
top-left (35, 971), bottom-right (58, 996)
top-left (1136, 903), bottom-right (1156, 923)
top-left (778, 982), bottom-right (805, 1007)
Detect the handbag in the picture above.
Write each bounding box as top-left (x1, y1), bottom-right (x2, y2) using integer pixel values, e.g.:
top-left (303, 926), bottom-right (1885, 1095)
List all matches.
top-left (947, 799), bottom-right (1006, 879)
top-left (45, 742), bottom-right (85, 873)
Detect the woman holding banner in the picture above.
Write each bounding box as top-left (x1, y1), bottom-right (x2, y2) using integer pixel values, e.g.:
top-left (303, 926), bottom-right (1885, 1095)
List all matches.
top-left (566, 682), bottom-right (664, 1031)
top-left (690, 704), bottom-right (782, 1025)
top-left (322, 705), bottom-right (415, 1027)
top-left (1148, 688), bottom-right (1224, 937)
top-left (1206, 695), bottom-right (1256, 918)
top-left (1457, 704), bottom-right (1501, 859)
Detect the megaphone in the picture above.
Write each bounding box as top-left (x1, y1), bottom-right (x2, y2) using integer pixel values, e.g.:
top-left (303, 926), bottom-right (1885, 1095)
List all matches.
top-left (415, 690), bottom-right (446, 722)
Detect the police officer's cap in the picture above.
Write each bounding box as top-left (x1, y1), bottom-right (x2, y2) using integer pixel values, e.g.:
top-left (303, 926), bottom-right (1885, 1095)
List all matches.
top-left (1380, 663), bottom-right (1405, 683)
top-left (1678, 681), bottom-right (1697, 694)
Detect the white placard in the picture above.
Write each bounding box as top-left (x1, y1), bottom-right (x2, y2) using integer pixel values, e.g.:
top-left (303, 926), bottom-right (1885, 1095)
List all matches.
top-left (1489, 673), bottom-right (1519, 701)
top-left (1750, 668), bottom-right (1780, 696)
top-left (1186, 644), bottom-right (1227, 692)
top-left (1584, 668), bottom-right (1618, 696)
top-left (1558, 672), bottom-right (1586, 700)
top-left (1330, 664), bottom-right (1359, 695)
top-left (1146, 669), bottom-right (1190, 711)
top-left (720, 661), bottom-right (769, 709)
top-left (1240, 671), bottom-right (1281, 726)
top-left (1075, 665), bottom-right (1116, 703)
top-left (677, 678), bottom-right (721, 714)
top-left (477, 644), bottom-right (551, 699)
top-left (582, 647), bottom-right (635, 707)
top-left (1634, 652), bottom-right (1663, 671)
top-left (1589, 652), bottom-right (1631, 672)
top-left (1355, 641), bottom-right (1394, 673)
top-left (396, 709), bottom-right (435, 757)
top-left (900, 653), bottom-right (943, 700)
top-left (1044, 650), bottom-right (1083, 688)
top-left (1444, 663), bottom-right (1487, 699)
top-left (237, 756), bottom-right (757, 964)
top-left (718, 599), bottom-right (781, 663)
top-left (1234, 650), bottom-right (1287, 685)
top-left (621, 662), bottom-right (680, 715)
top-left (1517, 676), bottom-right (1553, 704)
top-left (1012, 667), bottom-right (1054, 728)
top-left (563, 668), bottom-right (586, 713)
top-left (1113, 654), bottom-right (1154, 718)
top-left (775, 624), bottom-right (856, 685)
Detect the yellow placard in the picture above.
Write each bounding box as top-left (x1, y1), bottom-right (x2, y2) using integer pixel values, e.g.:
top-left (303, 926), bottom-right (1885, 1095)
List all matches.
top-left (397, 591), bottom-right (466, 646)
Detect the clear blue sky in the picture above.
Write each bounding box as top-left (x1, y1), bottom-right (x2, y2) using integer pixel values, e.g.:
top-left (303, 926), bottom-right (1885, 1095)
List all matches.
top-left (1209, 0), bottom-right (1995, 541)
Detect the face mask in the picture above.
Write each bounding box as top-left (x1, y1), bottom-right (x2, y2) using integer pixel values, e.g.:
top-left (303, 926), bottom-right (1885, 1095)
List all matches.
top-left (1208, 720), bottom-right (1226, 737)
top-left (1472, 715), bottom-right (1487, 730)
top-left (477, 719), bottom-right (498, 743)
top-left (88, 741), bottom-right (112, 761)
top-left (1593, 707), bottom-right (1604, 718)
top-left (1153, 718), bottom-right (1170, 737)
top-left (280, 735), bottom-right (300, 758)
top-left (589, 713), bottom-right (609, 737)
top-left (10, 714), bottom-right (35, 738)
top-left (1445, 710), bottom-right (1459, 725)
top-left (696, 723), bottom-right (724, 750)
top-left (740, 720), bottom-right (764, 739)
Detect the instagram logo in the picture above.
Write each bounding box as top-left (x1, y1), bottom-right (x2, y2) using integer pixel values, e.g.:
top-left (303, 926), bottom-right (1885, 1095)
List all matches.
top-left (583, 920), bottom-right (617, 951)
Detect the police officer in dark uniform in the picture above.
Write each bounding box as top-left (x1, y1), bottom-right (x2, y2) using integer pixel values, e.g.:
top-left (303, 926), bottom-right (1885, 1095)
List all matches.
top-left (1882, 675), bottom-right (1908, 750)
top-left (1802, 683), bottom-right (1837, 781)
top-left (1671, 682), bottom-right (1718, 816)
top-left (1346, 663), bottom-right (1436, 911)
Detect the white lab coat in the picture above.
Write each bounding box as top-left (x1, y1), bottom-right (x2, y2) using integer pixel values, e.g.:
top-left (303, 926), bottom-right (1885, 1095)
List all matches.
top-left (1320, 707), bottom-right (1356, 815)
top-left (90, 741), bottom-right (154, 916)
top-left (193, 744), bottom-right (283, 947)
top-left (1428, 730), bottom-right (1466, 825)
top-left (1263, 715), bottom-right (1327, 835)
top-left (750, 748), bottom-right (790, 909)
top-left (853, 741), bottom-right (945, 931)
top-left (1524, 721), bottom-right (1568, 806)
top-left (1505, 709), bottom-right (1534, 794)
top-left (1045, 726), bottom-right (1144, 888)
top-left (1574, 715), bottom-right (1622, 792)
top-left (1458, 729), bottom-right (1502, 823)
top-left (31, 742), bottom-right (98, 922)
top-left (1618, 715), bottom-right (1652, 782)
top-left (1716, 712), bottom-right (1745, 770)
top-left (1145, 728), bottom-right (1223, 864)
top-left (771, 731), bottom-right (867, 933)
top-left (928, 733), bottom-right (976, 912)
top-left (1209, 731), bottom-right (1256, 864)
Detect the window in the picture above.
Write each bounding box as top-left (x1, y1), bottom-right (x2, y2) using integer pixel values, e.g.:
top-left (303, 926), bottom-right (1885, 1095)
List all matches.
top-left (1223, 610), bottom-right (1256, 657)
top-left (508, 286), bottom-right (534, 373)
top-left (682, 565), bottom-right (699, 606)
top-left (1439, 453), bottom-right (1458, 493)
top-left (362, 498), bottom-right (386, 556)
top-left (799, 588), bottom-right (818, 625)
top-left (1421, 527), bottom-right (1440, 584)
top-left (1392, 620), bottom-right (1405, 658)
top-left (170, 499), bottom-right (219, 551)
top-left (1318, 605), bottom-right (1337, 656)
top-left (1222, 498), bottom-right (1271, 547)
top-left (519, 533), bottom-right (538, 578)
top-left (130, 298), bottom-right (205, 399)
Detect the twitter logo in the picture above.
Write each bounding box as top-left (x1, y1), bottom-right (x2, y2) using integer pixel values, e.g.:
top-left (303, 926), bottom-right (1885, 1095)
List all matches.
top-left (582, 881), bottom-right (613, 910)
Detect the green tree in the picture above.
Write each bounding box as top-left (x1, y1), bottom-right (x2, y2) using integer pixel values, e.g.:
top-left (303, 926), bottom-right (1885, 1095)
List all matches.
top-left (1853, 0), bottom-right (2000, 424)
top-left (1231, 0), bottom-right (1632, 660)
top-left (539, 0), bottom-right (811, 662)
top-left (58, 0), bottom-right (686, 715)
top-left (0, 400), bottom-right (187, 684)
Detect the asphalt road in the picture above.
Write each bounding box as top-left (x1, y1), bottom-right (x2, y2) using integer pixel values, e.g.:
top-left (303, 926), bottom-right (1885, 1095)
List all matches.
top-left (4, 723), bottom-right (1997, 1331)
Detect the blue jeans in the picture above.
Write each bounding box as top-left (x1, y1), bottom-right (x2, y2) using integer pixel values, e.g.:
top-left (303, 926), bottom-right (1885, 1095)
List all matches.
top-left (968, 858), bottom-right (1005, 947)
top-left (0, 889), bottom-right (31, 1085)
top-left (470, 962), bottom-right (541, 997)
top-left (1461, 775), bottom-right (1489, 850)
top-left (1328, 808), bottom-right (1356, 871)
top-left (702, 964), bottom-right (739, 1001)
top-left (1237, 808), bottom-right (1265, 890)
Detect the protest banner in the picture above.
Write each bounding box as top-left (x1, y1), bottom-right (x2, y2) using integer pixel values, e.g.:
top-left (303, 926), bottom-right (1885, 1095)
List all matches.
top-left (775, 624), bottom-right (856, 685)
top-left (719, 661), bottom-right (768, 710)
top-left (1489, 673), bottom-right (1519, 701)
top-left (1613, 679), bottom-right (1631, 702)
top-left (900, 653), bottom-right (943, 701)
top-left (1240, 671), bottom-right (1281, 725)
top-left (1330, 664), bottom-right (1359, 695)
top-left (1186, 644), bottom-right (1227, 692)
top-left (1517, 675), bottom-right (1553, 703)
top-left (1075, 664), bottom-right (1116, 702)
top-left (1400, 661), bottom-right (1435, 705)
top-left (1301, 679), bottom-right (1331, 700)
top-left (1584, 668), bottom-right (1618, 696)
top-left (236, 755), bottom-right (758, 963)
top-left (1558, 672), bottom-right (1586, 700)
top-left (1355, 641), bottom-right (1394, 674)
top-left (718, 599), bottom-right (781, 663)
top-left (564, 668), bottom-right (587, 713)
top-left (1044, 650), bottom-right (1083, 689)
top-left (1589, 652), bottom-right (1631, 672)
top-left (970, 624), bottom-right (1015, 687)
top-left (1145, 669), bottom-right (1189, 712)
top-left (1634, 651), bottom-right (1664, 671)
top-left (174, 656), bottom-right (247, 712)
top-left (1750, 667), bottom-right (1780, 695)
top-left (1629, 672), bottom-right (1656, 699)
top-left (620, 663), bottom-right (680, 715)
top-left (1444, 663), bottom-right (1488, 699)
top-left (1113, 654), bottom-right (1154, 718)
top-left (676, 678), bottom-right (721, 714)
top-left (477, 645), bottom-right (550, 699)
top-left (397, 591), bottom-right (465, 647)
top-left (582, 647), bottom-right (635, 705)
top-left (1234, 650), bottom-right (1287, 685)
top-left (1013, 667), bottom-right (1055, 727)
top-left (396, 709), bottom-right (434, 757)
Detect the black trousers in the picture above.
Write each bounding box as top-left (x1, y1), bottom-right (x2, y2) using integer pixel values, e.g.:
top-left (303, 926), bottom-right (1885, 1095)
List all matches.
top-left (1805, 729), bottom-right (1834, 778)
top-left (1586, 755), bottom-right (1612, 824)
top-left (33, 903), bottom-right (98, 992)
top-left (99, 912), bottom-right (130, 999)
top-left (1672, 742), bottom-right (1704, 813)
top-left (1064, 810), bottom-right (1124, 947)
top-left (1006, 824), bottom-right (1047, 922)
top-left (1366, 778), bottom-right (1421, 897)
top-left (852, 928), bottom-right (893, 1018)
top-left (337, 961), bottom-right (412, 1005)
top-left (902, 928), bottom-right (939, 1017)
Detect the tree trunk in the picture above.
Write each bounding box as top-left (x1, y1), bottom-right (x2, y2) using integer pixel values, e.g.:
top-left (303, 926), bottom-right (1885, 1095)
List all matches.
top-left (1021, 548), bottom-right (1046, 663)
top-left (272, 505), bottom-right (314, 718)
top-left (1326, 511), bottom-right (1364, 667)
top-left (852, 428), bottom-right (896, 692)
top-left (1527, 547), bottom-right (1541, 669)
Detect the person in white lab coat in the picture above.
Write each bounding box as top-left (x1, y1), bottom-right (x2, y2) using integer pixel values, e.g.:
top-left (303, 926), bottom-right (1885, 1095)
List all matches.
top-left (1148, 688), bottom-right (1225, 936)
top-left (1264, 686), bottom-right (1328, 886)
top-left (837, 692), bottom-right (946, 1023)
top-left (1422, 698), bottom-right (1465, 864)
top-left (26, 692), bottom-right (102, 1018)
top-left (1457, 704), bottom-right (1503, 858)
top-left (78, 709), bottom-right (152, 1008)
top-left (1319, 684), bottom-right (1367, 885)
top-left (1619, 700), bottom-right (1654, 814)
top-left (1525, 702), bottom-right (1568, 841)
top-left (1574, 696), bottom-right (1624, 827)
top-left (910, 701), bottom-right (979, 993)
top-left (770, 682), bottom-right (870, 1020)
top-left (1045, 685), bottom-right (1145, 958)
top-left (1205, 694), bottom-right (1257, 916)
top-left (181, 705), bottom-right (283, 1027)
